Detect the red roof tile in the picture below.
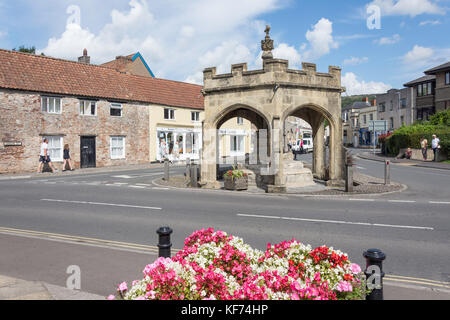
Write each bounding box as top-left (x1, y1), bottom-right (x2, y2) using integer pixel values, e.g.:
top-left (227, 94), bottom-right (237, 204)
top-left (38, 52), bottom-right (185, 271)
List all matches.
top-left (0, 49), bottom-right (204, 110)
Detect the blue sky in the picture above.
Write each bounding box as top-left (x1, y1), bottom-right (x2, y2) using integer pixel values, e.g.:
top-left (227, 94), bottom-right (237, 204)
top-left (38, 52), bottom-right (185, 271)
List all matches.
top-left (0, 0), bottom-right (449, 95)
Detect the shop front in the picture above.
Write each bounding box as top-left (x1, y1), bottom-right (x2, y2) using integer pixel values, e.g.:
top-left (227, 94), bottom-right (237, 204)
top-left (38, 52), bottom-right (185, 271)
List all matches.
top-left (156, 127), bottom-right (202, 162)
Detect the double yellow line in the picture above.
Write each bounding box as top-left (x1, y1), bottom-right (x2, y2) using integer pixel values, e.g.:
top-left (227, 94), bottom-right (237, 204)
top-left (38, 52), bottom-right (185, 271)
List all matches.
top-left (0, 226), bottom-right (179, 255)
top-left (384, 274), bottom-right (450, 290)
top-left (1, 226), bottom-right (448, 291)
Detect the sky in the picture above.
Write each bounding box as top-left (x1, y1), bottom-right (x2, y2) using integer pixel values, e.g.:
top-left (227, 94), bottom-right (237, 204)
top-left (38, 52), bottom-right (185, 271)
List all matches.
top-left (0, 0), bottom-right (449, 96)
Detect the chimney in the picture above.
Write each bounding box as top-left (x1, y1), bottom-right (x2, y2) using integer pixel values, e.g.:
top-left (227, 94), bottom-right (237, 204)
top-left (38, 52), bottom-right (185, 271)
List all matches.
top-left (78, 48), bottom-right (90, 64)
top-left (372, 98), bottom-right (377, 106)
top-left (362, 97), bottom-right (369, 103)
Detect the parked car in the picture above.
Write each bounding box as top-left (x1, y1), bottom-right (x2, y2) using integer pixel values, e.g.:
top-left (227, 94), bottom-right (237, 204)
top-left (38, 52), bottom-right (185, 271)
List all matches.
top-left (292, 138), bottom-right (313, 154)
top-left (302, 138), bottom-right (313, 153)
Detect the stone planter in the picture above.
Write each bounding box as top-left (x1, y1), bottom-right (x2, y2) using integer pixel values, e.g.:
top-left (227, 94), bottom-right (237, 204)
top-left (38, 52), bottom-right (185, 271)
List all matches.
top-left (224, 176), bottom-right (248, 191)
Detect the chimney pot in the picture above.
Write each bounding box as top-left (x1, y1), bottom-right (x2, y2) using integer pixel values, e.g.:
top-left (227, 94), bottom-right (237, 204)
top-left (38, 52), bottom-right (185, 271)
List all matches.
top-left (78, 49), bottom-right (90, 64)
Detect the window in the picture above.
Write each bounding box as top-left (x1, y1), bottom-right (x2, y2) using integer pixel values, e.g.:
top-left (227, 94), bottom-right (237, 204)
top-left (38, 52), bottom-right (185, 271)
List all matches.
top-left (191, 111), bottom-right (200, 122)
top-left (110, 136), bottom-right (125, 159)
top-left (231, 135), bottom-right (244, 153)
top-left (390, 117), bottom-right (394, 129)
top-left (41, 97), bottom-right (62, 114)
top-left (390, 101), bottom-right (393, 111)
top-left (80, 100), bottom-right (97, 116)
top-left (446, 72), bottom-right (450, 85)
top-left (401, 98), bottom-right (407, 109)
top-left (45, 136), bottom-right (63, 161)
top-left (164, 108), bottom-right (175, 120)
top-left (237, 117), bottom-right (244, 125)
top-left (417, 82), bottom-right (434, 97)
top-left (110, 103), bottom-right (122, 117)
top-left (363, 115), bottom-right (367, 124)
top-left (379, 103), bottom-right (386, 113)
top-left (370, 114), bottom-right (374, 121)
top-left (400, 116), bottom-right (404, 125)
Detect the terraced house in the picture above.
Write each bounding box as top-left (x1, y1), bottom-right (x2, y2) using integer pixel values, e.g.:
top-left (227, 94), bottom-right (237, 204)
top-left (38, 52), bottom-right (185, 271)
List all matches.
top-left (0, 49), bottom-right (204, 174)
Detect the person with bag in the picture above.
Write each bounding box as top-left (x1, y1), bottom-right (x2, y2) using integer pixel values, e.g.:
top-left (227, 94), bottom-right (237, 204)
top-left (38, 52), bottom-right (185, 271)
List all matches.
top-left (431, 134), bottom-right (440, 162)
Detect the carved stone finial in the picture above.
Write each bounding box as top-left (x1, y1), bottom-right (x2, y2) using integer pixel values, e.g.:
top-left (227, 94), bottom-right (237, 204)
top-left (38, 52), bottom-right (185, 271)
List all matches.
top-left (261, 25), bottom-right (274, 60)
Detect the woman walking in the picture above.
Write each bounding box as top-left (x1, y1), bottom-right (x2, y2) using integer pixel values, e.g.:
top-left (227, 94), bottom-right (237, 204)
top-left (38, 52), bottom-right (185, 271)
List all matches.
top-left (63, 144), bottom-right (75, 171)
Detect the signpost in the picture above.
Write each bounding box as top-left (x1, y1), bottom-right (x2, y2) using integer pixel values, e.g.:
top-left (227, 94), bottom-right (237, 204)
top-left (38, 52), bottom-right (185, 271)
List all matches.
top-left (368, 120), bottom-right (388, 154)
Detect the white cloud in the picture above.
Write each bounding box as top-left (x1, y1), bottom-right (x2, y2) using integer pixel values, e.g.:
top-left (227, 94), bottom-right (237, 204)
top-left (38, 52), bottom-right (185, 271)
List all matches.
top-left (403, 45), bottom-right (434, 66)
top-left (374, 34), bottom-right (401, 45)
top-left (367, 0), bottom-right (444, 17)
top-left (302, 18), bottom-right (338, 61)
top-left (343, 56), bottom-right (369, 66)
top-left (419, 20), bottom-right (441, 26)
top-left (342, 72), bottom-right (392, 96)
top-left (273, 43), bottom-right (302, 68)
top-left (402, 45), bottom-right (450, 71)
top-left (39, 0), bottom-right (282, 81)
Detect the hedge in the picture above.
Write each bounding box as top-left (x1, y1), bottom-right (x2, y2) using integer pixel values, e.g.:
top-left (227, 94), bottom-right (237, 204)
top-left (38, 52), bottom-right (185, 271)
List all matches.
top-left (384, 124), bottom-right (450, 158)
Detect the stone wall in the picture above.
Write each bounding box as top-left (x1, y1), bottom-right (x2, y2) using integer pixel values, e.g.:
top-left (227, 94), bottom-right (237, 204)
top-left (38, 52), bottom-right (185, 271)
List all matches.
top-left (0, 89), bottom-right (149, 174)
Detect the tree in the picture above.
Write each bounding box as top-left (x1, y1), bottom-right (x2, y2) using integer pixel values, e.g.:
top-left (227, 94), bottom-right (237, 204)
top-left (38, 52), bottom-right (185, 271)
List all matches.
top-left (13, 46), bottom-right (36, 54)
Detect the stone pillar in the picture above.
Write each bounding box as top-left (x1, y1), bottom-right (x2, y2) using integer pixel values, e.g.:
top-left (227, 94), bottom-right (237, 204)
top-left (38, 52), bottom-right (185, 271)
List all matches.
top-left (200, 123), bottom-right (220, 189)
top-left (313, 122), bottom-right (326, 180)
top-left (268, 116), bottom-right (286, 193)
top-left (327, 118), bottom-right (344, 186)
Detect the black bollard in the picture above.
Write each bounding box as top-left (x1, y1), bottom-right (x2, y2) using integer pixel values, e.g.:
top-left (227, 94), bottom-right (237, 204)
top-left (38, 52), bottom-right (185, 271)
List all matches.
top-left (157, 226), bottom-right (173, 258)
top-left (363, 248), bottom-right (386, 300)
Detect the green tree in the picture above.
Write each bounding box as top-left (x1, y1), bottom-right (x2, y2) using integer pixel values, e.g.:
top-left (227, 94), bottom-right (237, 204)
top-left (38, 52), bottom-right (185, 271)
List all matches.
top-left (13, 46), bottom-right (36, 54)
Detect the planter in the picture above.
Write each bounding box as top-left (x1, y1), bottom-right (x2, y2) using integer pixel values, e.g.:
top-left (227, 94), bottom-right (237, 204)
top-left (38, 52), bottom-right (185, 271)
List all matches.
top-left (224, 176), bottom-right (248, 191)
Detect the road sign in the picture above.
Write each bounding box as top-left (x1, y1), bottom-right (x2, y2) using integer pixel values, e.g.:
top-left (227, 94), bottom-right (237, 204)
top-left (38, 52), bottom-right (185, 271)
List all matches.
top-left (368, 120), bottom-right (388, 132)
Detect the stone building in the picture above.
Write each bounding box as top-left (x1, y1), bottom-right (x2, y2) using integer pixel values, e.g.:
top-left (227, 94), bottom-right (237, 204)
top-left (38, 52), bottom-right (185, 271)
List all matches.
top-left (376, 88), bottom-right (413, 130)
top-left (403, 60), bottom-right (450, 122)
top-left (0, 49), bottom-right (203, 174)
top-left (200, 26), bottom-right (345, 192)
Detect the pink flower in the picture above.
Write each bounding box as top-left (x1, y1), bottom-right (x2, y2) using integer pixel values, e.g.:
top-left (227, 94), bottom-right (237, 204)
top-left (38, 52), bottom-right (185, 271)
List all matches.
top-left (337, 281), bottom-right (353, 292)
top-left (107, 295), bottom-right (116, 300)
top-left (350, 263), bottom-right (362, 275)
top-left (117, 282), bottom-right (128, 292)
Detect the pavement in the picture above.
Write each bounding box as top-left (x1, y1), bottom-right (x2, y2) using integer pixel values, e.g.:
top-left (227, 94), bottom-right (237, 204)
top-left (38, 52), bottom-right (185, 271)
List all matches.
top-left (356, 151), bottom-right (450, 170)
top-left (1, 274), bottom-right (449, 300)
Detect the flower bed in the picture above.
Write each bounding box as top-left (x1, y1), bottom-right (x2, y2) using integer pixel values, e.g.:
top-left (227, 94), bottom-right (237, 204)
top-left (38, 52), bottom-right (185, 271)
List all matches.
top-left (109, 228), bottom-right (367, 300)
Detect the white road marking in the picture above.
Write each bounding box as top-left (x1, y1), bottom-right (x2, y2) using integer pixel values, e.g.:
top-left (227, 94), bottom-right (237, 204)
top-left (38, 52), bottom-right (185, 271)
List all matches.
top-left (237, 214), bottom-right (434, 231)
top-left (128, 185), bottom-right (146, 189)
top-left (429, 201), bottom-right (450, 204)
top-left (388, 200), bottom-right (416, 203)
top-left (348, 199), bottom-right (375, 202)
top-left (41, 199), bottom-right (162, 210)
top-left (151, 187), bottom-right (169, 190)
top-left (111, 175), bottom-right (134, 179)
top-left (135, 183), bottom-right (153, 186)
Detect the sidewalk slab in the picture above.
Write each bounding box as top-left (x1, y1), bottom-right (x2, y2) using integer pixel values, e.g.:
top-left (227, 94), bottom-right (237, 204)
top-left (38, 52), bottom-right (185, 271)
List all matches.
top-left (0, 275), bottom-right (104, 300)
top-left (357, 152), bottom-right (450, 170)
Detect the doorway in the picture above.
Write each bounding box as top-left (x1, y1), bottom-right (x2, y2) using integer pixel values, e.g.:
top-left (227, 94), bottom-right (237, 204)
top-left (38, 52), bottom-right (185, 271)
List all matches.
top-left (80, 136), bottom-right (96, 168)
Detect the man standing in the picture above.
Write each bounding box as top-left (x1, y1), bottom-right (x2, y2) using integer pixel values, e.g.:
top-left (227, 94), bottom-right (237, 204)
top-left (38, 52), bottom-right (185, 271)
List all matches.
top-left (38, 138), bottom-right (57, 173)
top-left (432, 134), bottom-right (440, 162)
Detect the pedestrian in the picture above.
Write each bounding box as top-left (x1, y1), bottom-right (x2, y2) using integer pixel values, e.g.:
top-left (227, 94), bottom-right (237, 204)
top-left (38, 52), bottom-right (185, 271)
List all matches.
top-left (159, 138), bottom-right (167, 163)
top-left (38, 138), bottom-right (57, 173)
top-left (398, 147), bottom-right (412, 160)
top-left (431, 134), bottom-right (440, 162)
top-left (63, 144), bottom-right (75, 171)
top-left (420, 136), bottom-right (428, 161)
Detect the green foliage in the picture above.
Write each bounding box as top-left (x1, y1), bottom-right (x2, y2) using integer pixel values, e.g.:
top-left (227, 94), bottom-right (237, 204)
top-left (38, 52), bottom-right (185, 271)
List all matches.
top-left (223, 166), bottom-right (247, 180)
top-left (384, 110), bottom-right (450, 159)
top-left (429, 109), bottom-right (450, 126)
top-left (13, 46), bottom-right (36, 54)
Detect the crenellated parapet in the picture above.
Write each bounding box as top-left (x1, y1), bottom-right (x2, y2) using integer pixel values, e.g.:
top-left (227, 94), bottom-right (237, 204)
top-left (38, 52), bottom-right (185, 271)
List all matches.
top-left (203, 59), bottom-right (344, 94)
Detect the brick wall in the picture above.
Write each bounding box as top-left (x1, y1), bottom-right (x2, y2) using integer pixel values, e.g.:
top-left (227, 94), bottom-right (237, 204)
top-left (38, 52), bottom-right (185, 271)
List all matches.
top-left (0, 89), bottom-right (149, 174)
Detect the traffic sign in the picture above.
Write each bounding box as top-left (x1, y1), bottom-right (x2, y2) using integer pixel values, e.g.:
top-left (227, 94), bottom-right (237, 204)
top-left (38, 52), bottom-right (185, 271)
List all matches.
top-left (368, 120), bottom-right (388, 132)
